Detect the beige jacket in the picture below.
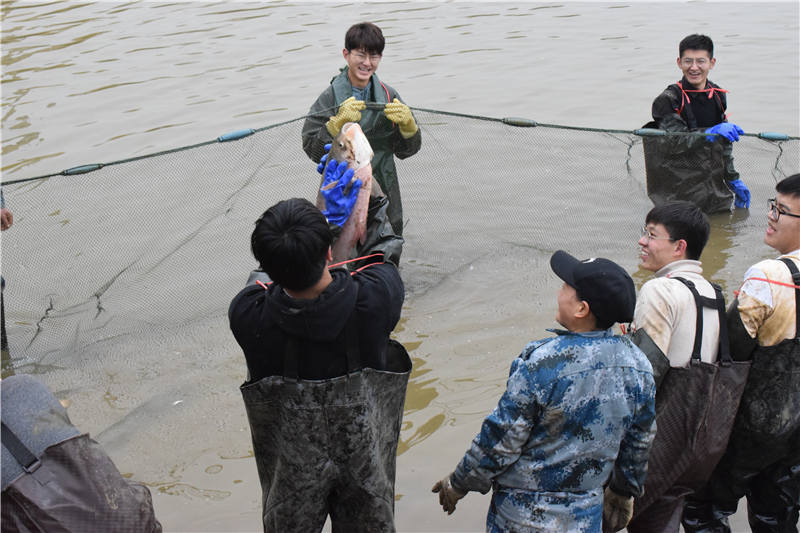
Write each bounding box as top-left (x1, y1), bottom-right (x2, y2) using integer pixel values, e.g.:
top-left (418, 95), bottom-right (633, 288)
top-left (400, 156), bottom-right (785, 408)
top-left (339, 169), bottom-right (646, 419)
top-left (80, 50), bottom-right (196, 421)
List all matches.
top-left (633, 260), bottom-right (720, 367)
top-left (737, 249), bottom-right (800, 345)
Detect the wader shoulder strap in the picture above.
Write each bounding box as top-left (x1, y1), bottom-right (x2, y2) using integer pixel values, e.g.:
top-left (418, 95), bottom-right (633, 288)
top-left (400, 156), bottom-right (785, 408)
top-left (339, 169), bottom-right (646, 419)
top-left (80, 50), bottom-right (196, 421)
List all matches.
top-left (672, 81), bottom-right (727, 128)
top-left (672, 277), bottom-right (731, 363)
top-left (671, 82), bottom-right (697, 129)
top-left (778, 257), bottom-right (800, 336)
top-left (1, 421), bottom-right (40, 473)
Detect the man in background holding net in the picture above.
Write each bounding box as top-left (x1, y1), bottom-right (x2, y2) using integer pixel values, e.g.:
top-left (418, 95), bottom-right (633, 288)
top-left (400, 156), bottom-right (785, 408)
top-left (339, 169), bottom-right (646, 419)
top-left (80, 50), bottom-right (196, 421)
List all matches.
top-left (646, 34), bottom-right (750, 213)
top-left (301, 21), bottom-right (421, 238)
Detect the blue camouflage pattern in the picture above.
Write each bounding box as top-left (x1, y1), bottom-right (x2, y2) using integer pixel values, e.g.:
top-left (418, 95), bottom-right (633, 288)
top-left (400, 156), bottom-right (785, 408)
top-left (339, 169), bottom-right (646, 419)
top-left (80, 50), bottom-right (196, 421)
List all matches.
top-left (451, 329), bottom-right (656, 532)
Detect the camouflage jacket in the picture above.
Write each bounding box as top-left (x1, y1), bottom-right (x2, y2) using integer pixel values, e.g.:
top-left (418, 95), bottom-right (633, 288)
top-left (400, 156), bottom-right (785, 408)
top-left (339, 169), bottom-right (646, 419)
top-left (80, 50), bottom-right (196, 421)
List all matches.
top-left (451, 329), bottom-right (656, 531)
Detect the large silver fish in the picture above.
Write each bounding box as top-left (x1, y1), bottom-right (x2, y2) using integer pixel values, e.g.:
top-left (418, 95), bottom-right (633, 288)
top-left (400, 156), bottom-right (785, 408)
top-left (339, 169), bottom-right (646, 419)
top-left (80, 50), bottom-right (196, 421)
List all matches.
top-left (316, 122), bottom-right (375, 263)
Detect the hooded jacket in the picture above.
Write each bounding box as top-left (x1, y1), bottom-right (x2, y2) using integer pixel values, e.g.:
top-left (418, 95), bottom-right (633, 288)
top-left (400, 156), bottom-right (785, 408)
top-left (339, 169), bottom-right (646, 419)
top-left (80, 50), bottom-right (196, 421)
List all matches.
top-left (229, 263), bottom-right (404, 382)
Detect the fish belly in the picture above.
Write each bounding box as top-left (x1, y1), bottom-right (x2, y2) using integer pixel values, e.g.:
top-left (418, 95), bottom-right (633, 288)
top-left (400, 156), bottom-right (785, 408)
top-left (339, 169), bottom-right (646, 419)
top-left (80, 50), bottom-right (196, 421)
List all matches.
top-left (331, 164), bottom-right (372, 263)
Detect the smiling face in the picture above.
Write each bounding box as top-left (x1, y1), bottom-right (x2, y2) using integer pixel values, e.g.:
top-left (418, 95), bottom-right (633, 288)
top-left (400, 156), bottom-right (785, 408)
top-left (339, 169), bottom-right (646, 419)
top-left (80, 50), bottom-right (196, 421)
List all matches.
top-left (765, 192), bottom-right (800, 254)
top-left (638, 222), bottom-right (684, 272)
top-left (343, 48), bottom-right (381, 89)
top-left (677, 48), bottom-right (716, 89)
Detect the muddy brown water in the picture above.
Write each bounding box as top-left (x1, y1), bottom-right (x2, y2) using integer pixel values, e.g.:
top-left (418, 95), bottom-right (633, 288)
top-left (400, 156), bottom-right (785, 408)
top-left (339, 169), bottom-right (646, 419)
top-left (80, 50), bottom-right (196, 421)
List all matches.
top-left (2, 2), bottom-right (798, 531)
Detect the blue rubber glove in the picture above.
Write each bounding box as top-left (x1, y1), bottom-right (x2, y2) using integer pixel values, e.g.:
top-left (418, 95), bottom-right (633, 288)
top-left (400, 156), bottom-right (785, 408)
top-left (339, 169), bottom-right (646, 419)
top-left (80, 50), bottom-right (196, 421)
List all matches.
top-left (728, 179), bottom-right (751, 208)
top-left (320, 159), bottom-right (361, 226)
top-left (705, 122), bottom-right (744, 142)
top-left (316, 143), bottom-right (332, 174)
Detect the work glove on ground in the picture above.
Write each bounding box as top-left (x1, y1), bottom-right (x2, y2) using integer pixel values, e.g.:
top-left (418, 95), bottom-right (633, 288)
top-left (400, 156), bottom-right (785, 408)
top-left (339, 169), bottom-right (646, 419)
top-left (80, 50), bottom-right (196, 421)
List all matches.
top-left (602, 486), bottom-right (634, 532)
top-left (728, 178), bottom-right (751, 208)
top-left (384, 98), bottom-right (418, 139)
top-left (320, 159), bottom-right (361, 226)
top-left (431, 474), bottom-right (467, 515)
top-left (326, 96), bottom-right (365, 138)
top-left (316, 143), bottom-right (332, 174)
top-left (705, 122), bottom-right (744, 142)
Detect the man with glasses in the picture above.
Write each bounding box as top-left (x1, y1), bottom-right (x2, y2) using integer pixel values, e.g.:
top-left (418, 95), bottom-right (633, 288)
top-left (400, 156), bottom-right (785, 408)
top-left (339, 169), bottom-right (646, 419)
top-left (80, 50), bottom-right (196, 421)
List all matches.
top-left (302, 21), bottom-right (421, 239)
top-left (646, 34), bottom-right (750, 212)
top-left (623, 200), bottom-right (730, 532)
top-left (683, 173), bottom-right (800, 533)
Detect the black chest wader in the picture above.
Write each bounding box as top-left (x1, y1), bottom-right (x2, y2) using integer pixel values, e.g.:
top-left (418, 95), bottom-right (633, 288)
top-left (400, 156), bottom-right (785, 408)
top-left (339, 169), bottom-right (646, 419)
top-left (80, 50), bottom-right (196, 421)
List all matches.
top-left (628, 279), bottom-right (751, 533)
top-left (240, 310), bottom-right (412, 533)
top-left (684, 257), bottom-right (800, 533)
top-left (1, 423), bottom-right (162, 533)
top-left (642, 83), bottom-right (734, 214)
top-left (331, 73), bottom-right (404, 236)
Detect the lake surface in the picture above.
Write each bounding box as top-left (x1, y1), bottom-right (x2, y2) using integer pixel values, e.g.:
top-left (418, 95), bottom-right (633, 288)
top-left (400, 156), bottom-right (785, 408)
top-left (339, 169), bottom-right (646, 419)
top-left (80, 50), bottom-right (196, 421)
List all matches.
top-left (1, 2), bottom-right (798, 532)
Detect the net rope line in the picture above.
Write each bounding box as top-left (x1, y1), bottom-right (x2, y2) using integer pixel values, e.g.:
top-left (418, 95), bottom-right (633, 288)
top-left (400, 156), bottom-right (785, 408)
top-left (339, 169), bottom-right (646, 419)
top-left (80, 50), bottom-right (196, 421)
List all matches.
top-left (2, 105), bottom-right (797, 186)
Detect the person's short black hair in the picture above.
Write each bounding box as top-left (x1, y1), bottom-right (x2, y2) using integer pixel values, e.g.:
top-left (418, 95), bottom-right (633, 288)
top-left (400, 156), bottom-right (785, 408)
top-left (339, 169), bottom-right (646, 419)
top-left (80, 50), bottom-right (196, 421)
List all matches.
top-left (345, 22), bottom-right (385, 55)
top-left (776, 173), bottom-right (800, 197)
top-left (250, 198), bottom-right (332, 290)
top-left (679, 34), bottom-right (714, 57)
top-left (645, 201), bottom-right (710, 260)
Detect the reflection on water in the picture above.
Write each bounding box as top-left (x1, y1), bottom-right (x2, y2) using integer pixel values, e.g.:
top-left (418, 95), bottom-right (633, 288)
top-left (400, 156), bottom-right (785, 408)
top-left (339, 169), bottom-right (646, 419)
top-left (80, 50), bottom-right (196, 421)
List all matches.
top-left (2, 2), bottom-right (796, 179)
top-left (154, 482), bottom-right (231, 501)
top-left (397, 412), bottom-right (447, 456)
top-left (1, 2), bottom-right (796, 531)
top-left (395, 318), bottom-right (446, 455)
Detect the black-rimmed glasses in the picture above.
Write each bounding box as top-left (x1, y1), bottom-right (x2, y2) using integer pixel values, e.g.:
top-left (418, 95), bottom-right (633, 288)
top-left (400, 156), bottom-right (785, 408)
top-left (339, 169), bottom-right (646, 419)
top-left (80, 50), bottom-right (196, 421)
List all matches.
top-left (768, 198), bottom-right (800, 222)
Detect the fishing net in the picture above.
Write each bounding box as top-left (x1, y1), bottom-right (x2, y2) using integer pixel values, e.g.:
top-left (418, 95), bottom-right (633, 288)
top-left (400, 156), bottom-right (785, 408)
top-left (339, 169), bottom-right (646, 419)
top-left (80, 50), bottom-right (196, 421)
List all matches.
top-left (1, 109), bottom-right (798, 376)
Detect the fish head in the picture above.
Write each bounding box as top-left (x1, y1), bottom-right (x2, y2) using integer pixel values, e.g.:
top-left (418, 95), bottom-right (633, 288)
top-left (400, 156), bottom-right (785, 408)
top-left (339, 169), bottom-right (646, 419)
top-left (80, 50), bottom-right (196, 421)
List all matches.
top-left (330, 122), bottom-right (373, 171)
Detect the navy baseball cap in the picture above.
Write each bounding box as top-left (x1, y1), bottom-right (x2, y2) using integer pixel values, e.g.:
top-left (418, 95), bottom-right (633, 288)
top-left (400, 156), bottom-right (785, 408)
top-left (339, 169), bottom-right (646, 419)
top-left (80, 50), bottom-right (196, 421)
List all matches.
top-left (550, 250), bottom-right (636, 327)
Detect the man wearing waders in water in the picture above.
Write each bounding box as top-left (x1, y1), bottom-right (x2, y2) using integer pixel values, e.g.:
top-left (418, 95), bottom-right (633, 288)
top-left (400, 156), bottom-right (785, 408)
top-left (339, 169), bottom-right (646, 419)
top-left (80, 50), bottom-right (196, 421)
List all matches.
top-left (228, 158), bottom-right (411, 532)
top-left (625, 201), bottom-right (750, 532)
top-left (432, 251), bottom-right (656, 532)
top-left (646, 34), bottom-right (750, 213)
top-left (683, 173), bottom-right (800, 533)
top-left (301, 21), bottom-right (421, 239)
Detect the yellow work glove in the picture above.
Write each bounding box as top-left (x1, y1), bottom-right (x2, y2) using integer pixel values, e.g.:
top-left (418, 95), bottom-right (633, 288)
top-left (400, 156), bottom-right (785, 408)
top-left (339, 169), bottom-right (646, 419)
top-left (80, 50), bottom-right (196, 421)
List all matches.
top-left (384, 98), bottom-right (418, 139)
top-left (602, 486), bottom-right (634, 532)
top-left (431, 473), bottom-right (467, 515)
top-left (326, 96), bottom-right (365, 137)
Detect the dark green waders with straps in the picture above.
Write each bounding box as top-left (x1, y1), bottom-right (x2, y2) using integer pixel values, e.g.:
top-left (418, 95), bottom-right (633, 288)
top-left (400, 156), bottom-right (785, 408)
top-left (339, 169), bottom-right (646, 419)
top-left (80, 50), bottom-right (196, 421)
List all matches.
top-left (241, 310), bottom-right (412, 533)
top-left (683, 257), bottom-right (800, 533)
top-left (628, 278), bottom-right (751, 533)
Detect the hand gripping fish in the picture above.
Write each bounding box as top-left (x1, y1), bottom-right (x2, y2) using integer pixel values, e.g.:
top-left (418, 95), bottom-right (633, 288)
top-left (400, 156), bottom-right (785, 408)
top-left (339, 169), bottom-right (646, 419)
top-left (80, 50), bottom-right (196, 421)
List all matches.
top-left (316, 122), bottom-right (376, 263)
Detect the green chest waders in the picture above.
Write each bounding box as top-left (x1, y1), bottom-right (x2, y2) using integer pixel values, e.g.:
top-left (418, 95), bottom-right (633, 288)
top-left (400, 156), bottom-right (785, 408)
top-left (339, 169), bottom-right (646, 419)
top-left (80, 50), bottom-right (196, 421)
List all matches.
top-left (240, 309), bottom-right (412, 533)
top-left (683, 258), bottom-right (800, 532)
top-left (717, 258), bottom-right (800, 489)
top-left (629, 279), bottom-right (751, 533)
top-left (331, 73), bottom-right (404, 236)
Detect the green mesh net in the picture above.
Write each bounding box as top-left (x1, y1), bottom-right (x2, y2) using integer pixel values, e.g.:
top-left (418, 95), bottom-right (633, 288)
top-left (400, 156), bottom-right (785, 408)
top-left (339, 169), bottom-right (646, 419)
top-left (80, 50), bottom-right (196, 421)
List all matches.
top-left (2, 109), bottom-right (798, 374)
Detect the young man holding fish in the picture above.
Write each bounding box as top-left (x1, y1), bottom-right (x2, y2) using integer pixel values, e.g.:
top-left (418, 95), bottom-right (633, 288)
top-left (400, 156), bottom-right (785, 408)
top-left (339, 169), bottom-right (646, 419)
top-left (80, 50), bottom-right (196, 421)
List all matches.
top-left (683, 173), bottom-right (800, 533)
top-left (302, 21), bottom-right (421, 237)
top-left (228, 157), bottom-right (411, 532)
top-left (432, 251), bottom-right (656, 532)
